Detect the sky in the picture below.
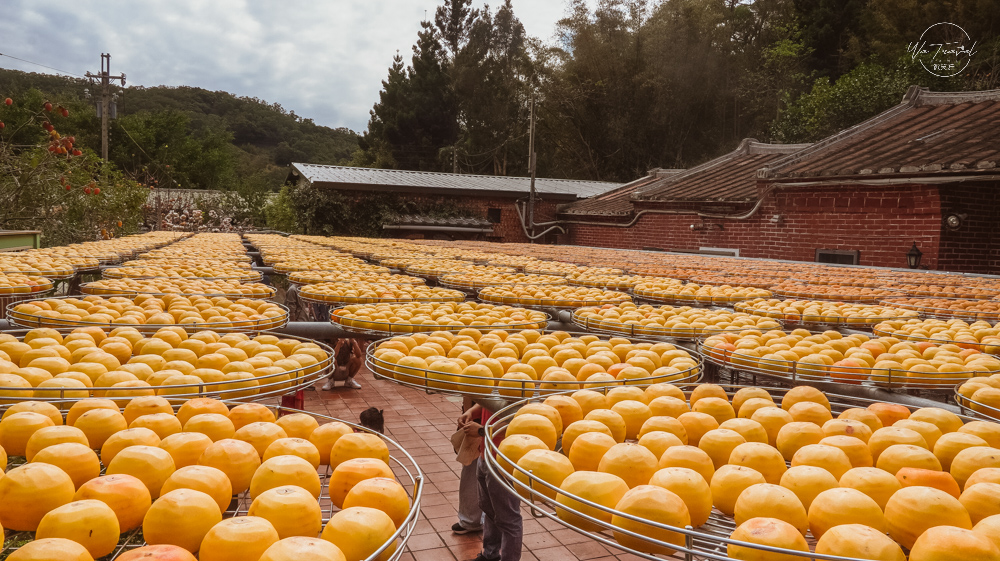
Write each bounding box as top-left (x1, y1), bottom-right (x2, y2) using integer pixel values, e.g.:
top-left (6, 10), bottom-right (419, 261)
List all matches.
top-left (0, 0), bottom-right (570, 133)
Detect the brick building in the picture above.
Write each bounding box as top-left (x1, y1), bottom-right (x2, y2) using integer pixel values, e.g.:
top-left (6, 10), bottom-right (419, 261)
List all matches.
top-left (557, 87), bottom-right (1000, 273)
top-left (287, 163), bottom-right (619, 243)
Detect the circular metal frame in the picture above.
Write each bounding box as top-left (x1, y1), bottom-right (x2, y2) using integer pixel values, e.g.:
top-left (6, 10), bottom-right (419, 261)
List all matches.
top-left (0, 400), bottom-right (423, 561)
top-left (0, 268), bottom-right (76, 280)
top-left (298, 288), bottom-right (467, 306)
top-left (872, 322), bottom-right (1000, 351)
top-left (6, 296), bottom-right (289, 333)
top-left (365, 331), bottom-right (703, 402)
top-left (632, 287), bottom-right (771, 308)
top-left (956, 384), bottom-right (1000, 420)
top-left (287, 272), bottom-right (423, 287)
top-left (0, 330), bottom-right (333, 406)
top-left (483, 382), bottom-right (991, 561)
top-left (769, 286), bottom-right (902, 304)
top-left (331, 305), bottom-right (551, 337)
top-left (103, 268), bottom-right (264, 283)
top-left (880, 297), bottom-right (1000, 321)
top-left (697, 338), bottom-right (1000, 391)
top-left (570, 308), bottom-right (781, 342)
top-left (80, 282), bottom-right (278, 300)
top-left (478, 286), bottom-right (632, 311)
top-left (733, 300), bottom-right (920, 330)
top-left (0, 287), bottom-right (57, 320)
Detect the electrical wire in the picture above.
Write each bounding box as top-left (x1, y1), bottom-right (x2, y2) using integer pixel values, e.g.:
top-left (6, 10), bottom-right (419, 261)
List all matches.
top-left (0, 52), bottom-right (86, 78)
top-left (115, 121), bottom-right (181, 187)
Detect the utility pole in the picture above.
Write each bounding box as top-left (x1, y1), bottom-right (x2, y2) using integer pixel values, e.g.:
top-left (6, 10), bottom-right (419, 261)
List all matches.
top-left (453, 145), bottom-right (458, 174)
top-left (85, 53), bottom-right (125, 161)
top-left (527, 95), bottom-right (537, 242)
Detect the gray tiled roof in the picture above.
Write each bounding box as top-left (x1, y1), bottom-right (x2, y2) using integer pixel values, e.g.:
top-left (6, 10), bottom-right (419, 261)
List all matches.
top-left (291, 163), bottom-right (621, 199)
top-left (761, 87), bottom-right (1000, 180)
top-left (388, 214), bottom-right (493, 228)
top-left (635, 140), bottom-right (812, 201)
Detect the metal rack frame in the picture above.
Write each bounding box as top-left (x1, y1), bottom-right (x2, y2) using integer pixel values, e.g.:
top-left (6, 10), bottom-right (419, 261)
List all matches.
top-left (482, 382), bottom-right (990, 561)
top-left (0, 401), bottom-right (423, 561)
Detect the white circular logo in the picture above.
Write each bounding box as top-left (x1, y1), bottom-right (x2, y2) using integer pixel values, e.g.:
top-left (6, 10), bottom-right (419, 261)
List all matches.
top-left (907, 22), bottom-right (977, 78)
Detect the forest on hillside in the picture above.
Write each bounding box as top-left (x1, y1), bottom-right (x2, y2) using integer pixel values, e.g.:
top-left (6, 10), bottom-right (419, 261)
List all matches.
top-left (355, 0), bottom-right (999, 183)
top-left (0, 67), bottom-right (359, 192)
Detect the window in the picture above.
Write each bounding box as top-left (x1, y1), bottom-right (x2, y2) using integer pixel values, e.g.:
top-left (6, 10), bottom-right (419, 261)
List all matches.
top-left (487, 208), bottom-right (502, 223)
top-left (699, 247), bottom-right (740, 257)
top-left (816, 249), bottom-right (860, 265)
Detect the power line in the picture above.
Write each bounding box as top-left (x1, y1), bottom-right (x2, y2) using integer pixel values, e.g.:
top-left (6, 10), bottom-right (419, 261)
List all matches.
top-left (0, 52), bottom-right (86, 78)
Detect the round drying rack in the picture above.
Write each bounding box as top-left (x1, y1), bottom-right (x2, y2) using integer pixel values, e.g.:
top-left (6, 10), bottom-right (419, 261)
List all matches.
top-left (482, 382), bottom-right (989, 561)
top-left (879, 297), bottom-right (1000, 322)
top-left (570, 309), bottom-right (781, 342)
top-left (0, 330), bottom-right (331, 406)
top-left (79, 282), bottom-right (278, 300)
top-left (632, 288), bottom-right (772, 308)
top-left (6, 296), bottom-right (289, 333)
top-left (332, 307), bottom-right (551, 337)
top-left (0, 399), bottom-right (423, 561)
top-left (365, 331), bottom-right (703, 402)
top-left (733, 301), bottom-right (920, 330)
top-left (696, 338), bottom-right (1000, 392)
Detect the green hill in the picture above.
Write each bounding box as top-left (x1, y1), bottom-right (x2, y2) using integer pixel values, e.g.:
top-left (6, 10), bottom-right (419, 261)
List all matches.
top-left (0, 67), bottom-right (359, 191)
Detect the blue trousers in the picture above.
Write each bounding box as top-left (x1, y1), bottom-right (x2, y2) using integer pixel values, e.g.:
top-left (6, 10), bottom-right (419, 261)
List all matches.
top-left (477, 455), bottom-right (522, 561)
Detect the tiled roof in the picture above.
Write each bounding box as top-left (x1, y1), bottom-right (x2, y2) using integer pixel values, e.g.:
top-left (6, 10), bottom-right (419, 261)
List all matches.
top-left (762, 87), bottom-right (1000, 180)
top-left (560, 169), bottom-right (685, 216)
top-left (386, 214), bottom-right (492, 228)
top-left (635, 139), bottom-right (811, 201)
top-left (290, 163), bottom-right (621, 199)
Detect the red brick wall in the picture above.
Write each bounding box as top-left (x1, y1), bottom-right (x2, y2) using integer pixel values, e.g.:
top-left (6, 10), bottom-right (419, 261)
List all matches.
top-left (937, 183), bottom-right (1000, 273)
top-left (328, 189), bottom-right (560, 243)
top-left (565, 184), bottom-right (946, 270)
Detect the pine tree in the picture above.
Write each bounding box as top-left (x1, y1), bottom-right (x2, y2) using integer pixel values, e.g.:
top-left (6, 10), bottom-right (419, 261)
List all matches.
top-left (355, 22), bottom-right (459, 171)
top-left (354, 53), bottom-right (408, 168)
top-left (435, 0), bottom-right (478, 61)
top-left (453, 0), bottom-right (533, 175)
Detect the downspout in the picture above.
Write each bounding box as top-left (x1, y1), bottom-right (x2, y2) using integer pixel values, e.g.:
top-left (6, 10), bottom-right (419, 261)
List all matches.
top-left (527, 184), bottom-right (778, 229)
top-left (515, 199), bottom-right (566, 239)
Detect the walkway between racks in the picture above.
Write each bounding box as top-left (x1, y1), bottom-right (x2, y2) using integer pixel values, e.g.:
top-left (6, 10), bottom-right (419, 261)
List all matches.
top-left (311, 364), bottom-right (646, 561)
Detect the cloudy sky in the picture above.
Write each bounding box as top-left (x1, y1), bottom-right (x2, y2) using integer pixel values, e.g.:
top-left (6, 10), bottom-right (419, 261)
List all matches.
top-left (0, 0), bottom-right (570, 132)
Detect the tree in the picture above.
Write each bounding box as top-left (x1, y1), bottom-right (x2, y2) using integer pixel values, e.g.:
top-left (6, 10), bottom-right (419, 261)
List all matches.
top-left (355, 21), bottom-right (459, 171)
top-left (435, 0), bottom-right (478, 60)
top-left (792, 0), bottom-right (867, 77)
top-left (453, 0), bottom-right (534, 175)
top-left (0, 92), bottom-right (147, 246)
top-left (353, 53), bottom-right (410, 169)
top-left (769, 56), bottom-right (952, 142)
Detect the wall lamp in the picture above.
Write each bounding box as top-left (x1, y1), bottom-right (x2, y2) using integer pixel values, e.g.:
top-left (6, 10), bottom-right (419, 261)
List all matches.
top-left (906, 242), bottom-right (923, 269)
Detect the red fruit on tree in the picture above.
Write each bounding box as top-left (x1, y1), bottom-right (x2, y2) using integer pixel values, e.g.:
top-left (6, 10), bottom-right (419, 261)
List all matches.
top-left (84, 187), bottom-right (91, 194)
top-left (44, 102), bottom-right (52, 111)
top-left (0, 122), bottom-right (5, 130)
top-left (94, 188), bottom-right (101, 195)
top-left (65, 185), bottom-right (72, 191)
top-left (72, 149), bottom-right (82, 156)
top-left (4, 97), bottom-right (12, 106)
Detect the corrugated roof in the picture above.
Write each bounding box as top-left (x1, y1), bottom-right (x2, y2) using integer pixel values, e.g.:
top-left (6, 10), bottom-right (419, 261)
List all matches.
top-left (635, 140), bottom-right (811, 201)
top-left (762, 87), bottom-right (1000, 180)
top-left (291, 163), bottom-right (621, 199)
top-left (560, 169), bottom-right (685, 216)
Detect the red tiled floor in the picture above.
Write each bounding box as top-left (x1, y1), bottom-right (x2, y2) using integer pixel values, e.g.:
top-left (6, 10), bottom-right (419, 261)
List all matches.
top-left (306, 365), bottom-right (642, 561)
